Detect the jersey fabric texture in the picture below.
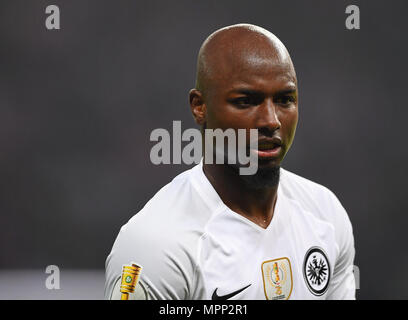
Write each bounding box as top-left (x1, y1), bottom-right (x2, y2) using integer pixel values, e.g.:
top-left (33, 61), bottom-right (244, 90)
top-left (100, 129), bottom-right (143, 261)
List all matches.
top-left (105, 161), bottom-right (355, 300)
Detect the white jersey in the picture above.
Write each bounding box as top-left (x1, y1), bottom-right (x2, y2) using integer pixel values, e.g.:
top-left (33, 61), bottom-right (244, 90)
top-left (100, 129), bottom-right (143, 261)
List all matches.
top-left (105, 161), bottom-right (355, 300)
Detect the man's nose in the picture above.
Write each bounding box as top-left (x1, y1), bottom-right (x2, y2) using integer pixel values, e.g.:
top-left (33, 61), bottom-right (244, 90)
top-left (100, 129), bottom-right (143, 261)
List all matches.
top-left (256, 98), bottom-right (281, 131)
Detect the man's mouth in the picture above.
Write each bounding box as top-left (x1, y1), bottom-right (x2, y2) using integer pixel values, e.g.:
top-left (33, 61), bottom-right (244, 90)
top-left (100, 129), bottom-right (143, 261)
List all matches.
top-left (254, 138), bottom-right (283, 159)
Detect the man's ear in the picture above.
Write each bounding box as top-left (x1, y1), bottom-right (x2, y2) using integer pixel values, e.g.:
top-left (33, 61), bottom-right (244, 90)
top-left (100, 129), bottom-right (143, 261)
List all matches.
top-left (189, 89), bottom-right (206, 126)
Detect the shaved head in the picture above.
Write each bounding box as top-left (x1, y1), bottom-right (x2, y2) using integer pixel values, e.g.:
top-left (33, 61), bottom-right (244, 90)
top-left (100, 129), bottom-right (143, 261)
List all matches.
top-left (189, 24), bottom-right (299, 189)
top-left (195, 23), bottom-right (296, 99)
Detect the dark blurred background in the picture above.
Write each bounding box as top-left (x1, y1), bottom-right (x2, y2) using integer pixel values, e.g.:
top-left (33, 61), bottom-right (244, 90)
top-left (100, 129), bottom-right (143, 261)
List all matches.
top-left (0, 0), bottom-right (407, 299)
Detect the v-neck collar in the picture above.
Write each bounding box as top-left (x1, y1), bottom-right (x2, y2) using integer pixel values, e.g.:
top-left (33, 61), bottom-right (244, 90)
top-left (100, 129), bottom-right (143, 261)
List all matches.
top-left (190, 159), bottom-right (285, 233)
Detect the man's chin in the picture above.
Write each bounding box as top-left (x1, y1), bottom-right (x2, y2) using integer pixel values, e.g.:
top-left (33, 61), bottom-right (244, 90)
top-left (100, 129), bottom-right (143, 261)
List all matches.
top-left (228, 162), bottom-right (281, 190)
top-left (257, 157), bottom-right (282, 168)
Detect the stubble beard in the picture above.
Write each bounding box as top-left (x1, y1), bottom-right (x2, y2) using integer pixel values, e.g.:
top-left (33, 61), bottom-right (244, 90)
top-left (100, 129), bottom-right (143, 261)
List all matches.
top-left (227, 161), bottom-right (281, 190)
top-left (239, 164), bottom-right (281, 190)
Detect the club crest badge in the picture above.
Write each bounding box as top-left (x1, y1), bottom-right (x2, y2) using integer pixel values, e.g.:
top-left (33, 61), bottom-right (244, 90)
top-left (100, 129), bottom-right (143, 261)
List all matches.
top-left (261, 257), bottom-right (293, 300)
top-left (303, 247), bottom-right (331, 296)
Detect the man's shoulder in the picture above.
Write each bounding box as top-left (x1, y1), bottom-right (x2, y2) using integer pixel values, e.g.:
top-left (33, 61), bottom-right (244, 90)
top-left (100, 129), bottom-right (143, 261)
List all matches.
top-left (107, 167), bottom-right (204, 284)
top-left (121, 165), bottom-right (208, 243)
top-left (280, 167), bottom-right (337, 200)
top-left (280, 168), bottom-right (352, 231)
top-left (138, 167), bottom-right (194, 216)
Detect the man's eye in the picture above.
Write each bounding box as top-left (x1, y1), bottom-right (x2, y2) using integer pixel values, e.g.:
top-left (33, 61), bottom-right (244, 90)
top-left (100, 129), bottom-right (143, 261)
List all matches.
top-left (231, 96), bottom-right (260, 107)
top-left (275, 95), bottom-right (296, 105)
top-left (229, 97), bottom-right (250, 107)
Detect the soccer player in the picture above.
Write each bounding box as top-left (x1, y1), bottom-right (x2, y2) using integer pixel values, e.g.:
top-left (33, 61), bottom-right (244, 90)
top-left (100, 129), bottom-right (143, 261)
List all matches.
top-left (105, 24), bottom-right (356, 300)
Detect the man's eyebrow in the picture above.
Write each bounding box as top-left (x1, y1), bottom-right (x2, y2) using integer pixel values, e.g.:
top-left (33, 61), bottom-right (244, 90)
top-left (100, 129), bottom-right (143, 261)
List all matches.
top-left (275, 88), bottom-right (297, 95)
top-left (228, 89), bottom-right (263, 96)
top-left (228, 87), bottom-right (297, 96)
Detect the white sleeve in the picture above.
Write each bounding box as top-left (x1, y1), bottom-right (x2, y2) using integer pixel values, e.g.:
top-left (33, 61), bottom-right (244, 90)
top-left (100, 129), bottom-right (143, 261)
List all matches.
top-left (104, 216), bottom-right (199, 300)
top-left (325, 192), bottom-right (356, 300)
top-left (108, 276), bottom-right (149, 300)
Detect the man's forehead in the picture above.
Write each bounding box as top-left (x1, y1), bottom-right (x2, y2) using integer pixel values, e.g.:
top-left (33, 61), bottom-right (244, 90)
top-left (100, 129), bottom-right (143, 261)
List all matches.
top-left (227, 53), bottom-right (294, 78)
top-left (226, 79), bottom-right (297, 94)
top-left (213, 54), bottom-right (297, 93)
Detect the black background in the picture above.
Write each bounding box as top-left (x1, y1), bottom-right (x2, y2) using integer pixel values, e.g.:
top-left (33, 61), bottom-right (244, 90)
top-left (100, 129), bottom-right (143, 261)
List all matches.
top-left (1, 0), bottom-right (407, 299)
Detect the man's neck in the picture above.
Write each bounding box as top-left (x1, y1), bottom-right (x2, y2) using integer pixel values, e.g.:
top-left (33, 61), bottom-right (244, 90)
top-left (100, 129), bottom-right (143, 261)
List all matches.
top-left (202, 163), bottom-right (279, 229)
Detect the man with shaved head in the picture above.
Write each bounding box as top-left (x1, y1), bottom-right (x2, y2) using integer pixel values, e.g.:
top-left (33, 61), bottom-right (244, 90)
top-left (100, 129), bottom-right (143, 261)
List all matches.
top-left (105, 24), bottom-right (356, 300)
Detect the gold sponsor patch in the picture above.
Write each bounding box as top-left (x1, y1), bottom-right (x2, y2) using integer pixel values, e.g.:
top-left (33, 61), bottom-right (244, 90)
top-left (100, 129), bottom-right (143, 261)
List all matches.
top-left (261, 257), bottom-right (293, 300)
